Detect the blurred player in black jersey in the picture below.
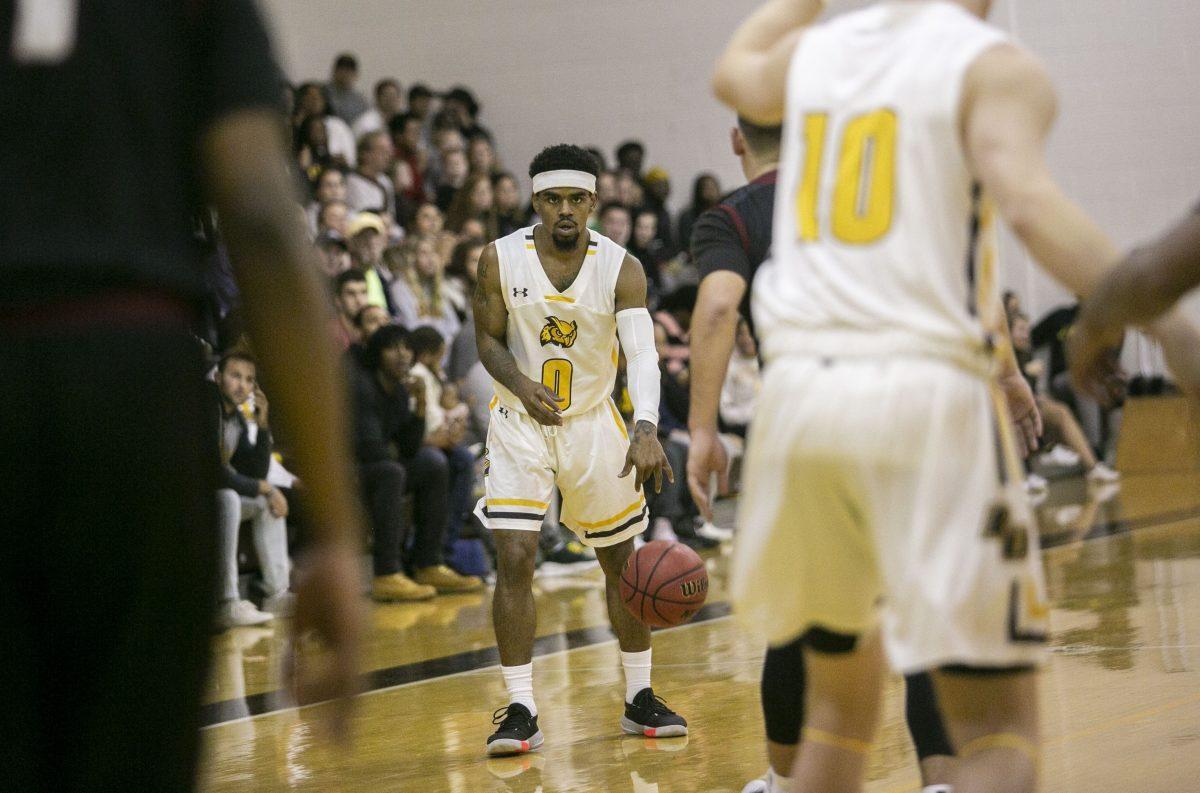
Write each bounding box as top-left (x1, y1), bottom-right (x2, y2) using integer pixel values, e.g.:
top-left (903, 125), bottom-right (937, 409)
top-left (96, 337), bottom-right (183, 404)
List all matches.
top-left (686, 117), bottom-right (956, 793)
top-left (0, 3), bottom-right (365, 790)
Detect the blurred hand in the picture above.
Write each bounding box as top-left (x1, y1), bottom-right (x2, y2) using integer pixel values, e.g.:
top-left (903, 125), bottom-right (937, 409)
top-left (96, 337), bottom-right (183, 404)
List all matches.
top-left (999, 372), bottom-right (1042, 458)
top-left (686, 426), bottom-right (729, 522)
top-left (406, 376), bottom-right (428, 417)
top-left (267, 487), bottom-right (289, 518)
top-left (1068, 318), bottom-right (1126, 406)
top-left (288, 542), bottom-right (364, 745)
top-left (254, 385), bottom-right (270, 426)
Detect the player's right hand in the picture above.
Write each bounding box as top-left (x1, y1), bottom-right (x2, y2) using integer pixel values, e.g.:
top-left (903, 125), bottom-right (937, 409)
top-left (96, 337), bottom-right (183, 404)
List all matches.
top-left (514, 377), bottom-right (564, 426)
top-left (686, 426), bottom-right (729, 522)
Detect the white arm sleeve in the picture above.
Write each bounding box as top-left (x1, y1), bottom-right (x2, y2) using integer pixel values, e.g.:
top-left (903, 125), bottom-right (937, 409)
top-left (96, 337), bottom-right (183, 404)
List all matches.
top-left (616, 307), bottom-right (660, 426)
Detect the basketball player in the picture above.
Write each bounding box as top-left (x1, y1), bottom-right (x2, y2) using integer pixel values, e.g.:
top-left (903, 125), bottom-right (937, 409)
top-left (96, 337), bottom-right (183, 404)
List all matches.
top-left (1, 1), bottom-right (364, 790)
top-left (1070, 204), bottom-right (1200, 400)
top-left (686, 118), bottom-right (955, 793)
top-left (711, 0), bottom-right (1197, 791)
top-left (473, 144), bottom-right (684, 755)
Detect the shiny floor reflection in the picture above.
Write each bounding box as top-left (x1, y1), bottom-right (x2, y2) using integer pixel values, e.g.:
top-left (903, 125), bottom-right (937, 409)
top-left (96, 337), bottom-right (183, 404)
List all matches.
top-left (200, 407), bottom-right (1200, 792)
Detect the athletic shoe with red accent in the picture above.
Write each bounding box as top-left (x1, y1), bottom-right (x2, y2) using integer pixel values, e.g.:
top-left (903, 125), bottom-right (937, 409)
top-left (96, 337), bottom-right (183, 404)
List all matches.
top-left (620, 688), bottom-right (688, 738)
top-left (486, 704), bottom-right (544, 756)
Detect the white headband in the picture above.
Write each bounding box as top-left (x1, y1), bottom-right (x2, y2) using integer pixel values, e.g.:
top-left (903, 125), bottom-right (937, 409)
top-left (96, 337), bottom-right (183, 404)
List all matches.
top-left (531, 169), bottom-right (596, 195)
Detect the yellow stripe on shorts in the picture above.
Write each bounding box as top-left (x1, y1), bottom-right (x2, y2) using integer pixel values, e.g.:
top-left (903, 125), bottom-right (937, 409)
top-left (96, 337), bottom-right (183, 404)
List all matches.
top-left (486, 498), bottom-right (550, 510)
top-left (576, 497), bottom-right (645, 530)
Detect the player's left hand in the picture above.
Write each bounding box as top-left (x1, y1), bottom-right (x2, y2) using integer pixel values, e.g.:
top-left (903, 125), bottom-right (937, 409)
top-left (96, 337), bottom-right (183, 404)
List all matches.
top-left (288, 542), bottom-right (365, 746)
top-left (619, 420), bottom-right (675, 493)
top-left (999, 371), bottom-right (1042, 458)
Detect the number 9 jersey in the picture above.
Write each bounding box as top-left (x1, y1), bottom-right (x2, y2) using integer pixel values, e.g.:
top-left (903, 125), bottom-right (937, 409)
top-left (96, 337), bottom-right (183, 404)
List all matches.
top-left (490, 226), bottom-right (626, 418)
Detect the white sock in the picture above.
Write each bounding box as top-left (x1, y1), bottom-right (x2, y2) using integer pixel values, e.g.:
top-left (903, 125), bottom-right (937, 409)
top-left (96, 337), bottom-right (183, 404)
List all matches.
top-left (621, 649), bottom-right (652, 703)
top-left (501, 662), bottom-right (537, 716)
top-left (921, 786), bottom-right (953, 793)
top-left (767, 768), bottom-right (794, 793)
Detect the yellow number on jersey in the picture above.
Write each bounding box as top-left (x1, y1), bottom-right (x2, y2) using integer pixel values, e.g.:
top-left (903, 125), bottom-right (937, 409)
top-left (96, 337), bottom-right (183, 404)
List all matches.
top-left (541, 358), bottom-right (573, 411)
top-left (796, 109), bottom-right (897, 245)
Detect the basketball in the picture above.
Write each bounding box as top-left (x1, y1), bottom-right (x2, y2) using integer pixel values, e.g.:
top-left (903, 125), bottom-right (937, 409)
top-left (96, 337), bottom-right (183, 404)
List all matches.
top-left (619, 540), bottom-right (709, 628)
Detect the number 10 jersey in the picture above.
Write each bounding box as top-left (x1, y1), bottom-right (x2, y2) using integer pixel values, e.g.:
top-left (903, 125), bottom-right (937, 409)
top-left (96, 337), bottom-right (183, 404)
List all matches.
top-left (491, 226), bottom-right (626, 418)
top-left (755, 2), bottom-right (1009, 371)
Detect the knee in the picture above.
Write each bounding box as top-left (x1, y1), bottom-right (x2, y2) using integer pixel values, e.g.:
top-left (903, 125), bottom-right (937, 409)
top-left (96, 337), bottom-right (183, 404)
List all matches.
top-left (215, 488), bottom-right (241, 522)
top-left (495, 536), bottom-right (538, 585)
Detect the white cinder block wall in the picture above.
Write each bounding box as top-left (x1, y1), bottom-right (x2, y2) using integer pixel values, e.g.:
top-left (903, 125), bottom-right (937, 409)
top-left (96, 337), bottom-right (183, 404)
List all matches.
top-left (261, 0), bottom-right (1200, 372)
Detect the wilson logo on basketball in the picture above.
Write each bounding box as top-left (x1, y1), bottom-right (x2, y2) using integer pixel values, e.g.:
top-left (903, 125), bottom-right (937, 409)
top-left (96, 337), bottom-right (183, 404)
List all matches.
top-left (680, 579), bottom-right (707, 598)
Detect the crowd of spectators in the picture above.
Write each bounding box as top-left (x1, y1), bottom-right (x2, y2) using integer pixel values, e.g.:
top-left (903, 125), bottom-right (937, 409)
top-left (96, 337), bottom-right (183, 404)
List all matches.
top-left (204, 52), bottom-right (766, 629)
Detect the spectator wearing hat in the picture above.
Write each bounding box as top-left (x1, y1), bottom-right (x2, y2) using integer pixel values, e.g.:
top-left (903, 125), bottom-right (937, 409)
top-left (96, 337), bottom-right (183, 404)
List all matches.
top-left (346, 213), bottom-right (395, 313)
top-left (327, 53), bottom-right (370, 125)
top-left (353, 78), bottom-right (403, 137)
top-left (315, 229), bottom-right (351, 278)
top-left (346, 131), bottom-right (396, 219)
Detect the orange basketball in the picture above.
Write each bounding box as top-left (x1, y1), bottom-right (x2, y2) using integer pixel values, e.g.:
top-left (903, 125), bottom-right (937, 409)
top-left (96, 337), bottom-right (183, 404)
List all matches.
top-left (619, 540), bottom-right (709, 628)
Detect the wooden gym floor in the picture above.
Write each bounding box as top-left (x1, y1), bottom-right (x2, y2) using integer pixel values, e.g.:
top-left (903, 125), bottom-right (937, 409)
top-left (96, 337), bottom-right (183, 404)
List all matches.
top-left (198, 397), bottom-right (1200, 792)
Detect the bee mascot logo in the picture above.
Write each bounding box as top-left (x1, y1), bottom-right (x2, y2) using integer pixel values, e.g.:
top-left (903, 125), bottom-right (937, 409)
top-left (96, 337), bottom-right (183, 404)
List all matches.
top-left (539, 316), bottom-right (578, 348)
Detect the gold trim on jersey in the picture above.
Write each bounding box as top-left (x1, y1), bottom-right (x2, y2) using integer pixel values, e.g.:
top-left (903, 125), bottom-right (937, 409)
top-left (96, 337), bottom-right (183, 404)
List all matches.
top-left (489, 395), bottom-right (499, 410)
top-left (576, 497), bottom-right (646, 530)
top-left (544, 294), bottom-right (576, 303)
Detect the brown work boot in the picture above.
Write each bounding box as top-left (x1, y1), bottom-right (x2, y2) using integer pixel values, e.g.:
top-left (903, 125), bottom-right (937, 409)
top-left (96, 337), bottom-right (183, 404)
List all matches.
top-left (372, 572), bottom-right (437, 602)
top-left (414, 564), bottom-right (484, 594)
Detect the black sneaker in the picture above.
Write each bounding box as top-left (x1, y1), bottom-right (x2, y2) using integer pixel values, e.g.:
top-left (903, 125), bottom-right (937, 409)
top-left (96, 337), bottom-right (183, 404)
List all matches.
top-left (538, 540), bottom-right (600, 576)
top-left (620, 688), bottom-right (688, 738)
top-left (487, 703), bottom-right (544, 756)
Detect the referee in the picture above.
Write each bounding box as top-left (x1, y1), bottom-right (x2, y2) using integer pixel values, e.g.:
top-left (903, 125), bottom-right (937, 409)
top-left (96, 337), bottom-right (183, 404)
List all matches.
top-left (1, 3), bottom-right (364, 790)
top-left (686, 118), bottom-right (956, 793)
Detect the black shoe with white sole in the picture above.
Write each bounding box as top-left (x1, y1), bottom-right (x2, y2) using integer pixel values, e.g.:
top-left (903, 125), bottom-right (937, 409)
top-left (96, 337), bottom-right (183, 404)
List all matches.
top-left (620, 688), bottom-right (688, 738)
top-left (487, 703), bottom-right (544, 756)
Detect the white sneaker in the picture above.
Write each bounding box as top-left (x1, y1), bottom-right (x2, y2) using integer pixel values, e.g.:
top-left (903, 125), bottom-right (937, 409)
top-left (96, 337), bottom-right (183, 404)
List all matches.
top-left (1041, 445), bottom-right (1081, 468)
top-left (1025, 473), bottom-right (1048, 493)
top-left (695, 521), bottom-right (734, 543)
top-left (217, 599), bottom-right (273, 629)
top-left (741, 776), bottom-right (768, 793)
top-left (922, 786), bottom-right (954, 793)
top-left (1086, 462), bottom-right (1120, 484)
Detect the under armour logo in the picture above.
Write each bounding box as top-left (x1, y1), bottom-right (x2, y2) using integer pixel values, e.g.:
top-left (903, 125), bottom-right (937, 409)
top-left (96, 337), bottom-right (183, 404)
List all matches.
top-left (513, 287), bottom-right (528, 298)
top-left (498, 406), bottom-right (510, 418)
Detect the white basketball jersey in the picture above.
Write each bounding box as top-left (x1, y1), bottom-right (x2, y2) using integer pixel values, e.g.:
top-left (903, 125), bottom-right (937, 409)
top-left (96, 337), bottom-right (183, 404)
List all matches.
top-left (491, 226), bottom-right (625, 418)
top-left (755, 1), bottom-right (1008, 370)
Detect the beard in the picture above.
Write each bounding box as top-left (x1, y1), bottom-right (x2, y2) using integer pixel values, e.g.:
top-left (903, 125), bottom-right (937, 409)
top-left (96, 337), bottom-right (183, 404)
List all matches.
top-left (551, 228), bottom-right (580, 251)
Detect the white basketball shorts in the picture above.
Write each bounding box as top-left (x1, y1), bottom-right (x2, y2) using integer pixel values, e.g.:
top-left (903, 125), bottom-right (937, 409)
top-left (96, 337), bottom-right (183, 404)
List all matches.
top-left (731, 355), bottom-right (1048, 673)
top-left (473, 397), bottom-right (648, 548)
